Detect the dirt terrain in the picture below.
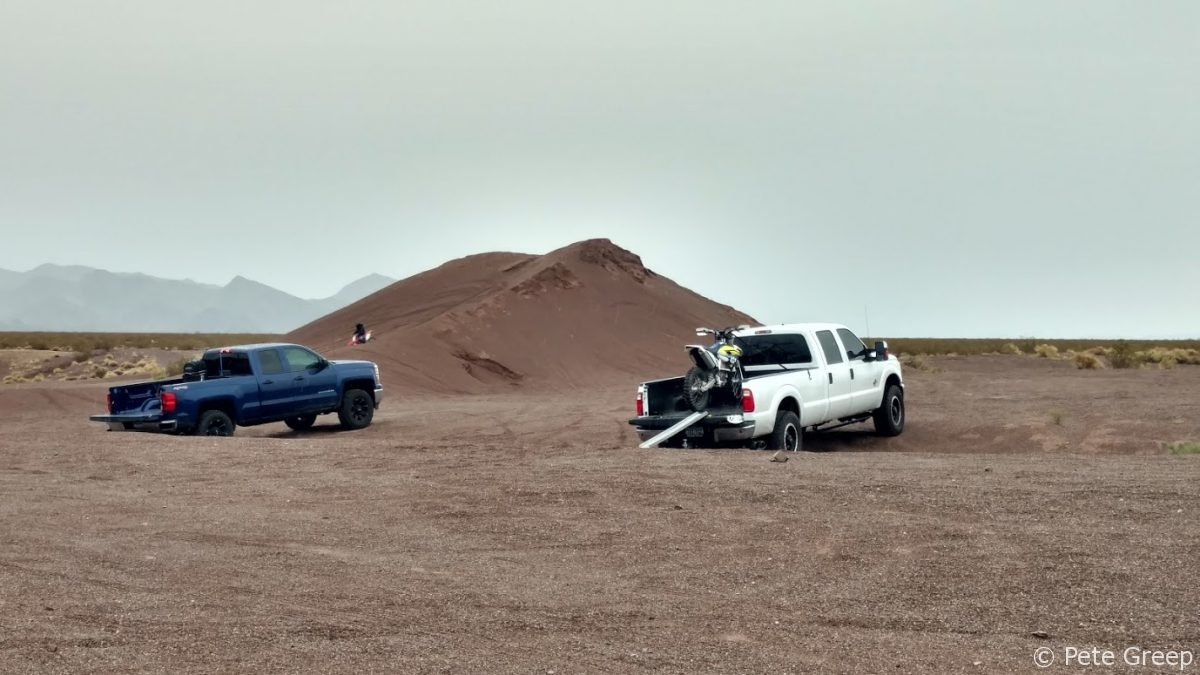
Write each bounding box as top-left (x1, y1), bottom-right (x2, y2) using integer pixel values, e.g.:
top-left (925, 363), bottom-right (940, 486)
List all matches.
top-left (2, 355), bottom-right (1198, 674)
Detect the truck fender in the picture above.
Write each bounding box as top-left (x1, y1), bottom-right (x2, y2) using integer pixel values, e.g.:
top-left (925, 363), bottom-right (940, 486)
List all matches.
top-left (764, 384), bottom-right (804, 433)
top-left (869, 362), bottom-right (905, 409)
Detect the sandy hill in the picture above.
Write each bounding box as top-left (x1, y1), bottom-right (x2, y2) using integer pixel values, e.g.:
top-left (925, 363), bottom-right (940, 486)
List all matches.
top-left (287, 239), bottom-right (757, 394)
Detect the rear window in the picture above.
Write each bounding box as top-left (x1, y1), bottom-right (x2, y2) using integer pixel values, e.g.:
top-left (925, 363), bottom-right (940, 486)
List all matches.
top-left (201, 351), bottom-right (253, 377)
top-left (736, 334), bottom-right (814, 368)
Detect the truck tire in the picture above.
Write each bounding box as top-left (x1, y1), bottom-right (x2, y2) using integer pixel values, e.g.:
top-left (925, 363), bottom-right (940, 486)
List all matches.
top-left (284, 414), bottom-right (317, 431)
top-left (195, 409), bottom-right (235, 437)
top-left (337, 389), bottom-right (374, 430)
top-left (768, 410), bottom-right (802, 452)
top-left (873, 383), bottom-right (905, 436)
top-left (683, 367), bottom-right (711, 412)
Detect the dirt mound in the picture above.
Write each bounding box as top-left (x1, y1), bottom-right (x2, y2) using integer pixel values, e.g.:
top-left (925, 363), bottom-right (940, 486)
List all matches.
top-left (287, 239), bottom-right (756, 393)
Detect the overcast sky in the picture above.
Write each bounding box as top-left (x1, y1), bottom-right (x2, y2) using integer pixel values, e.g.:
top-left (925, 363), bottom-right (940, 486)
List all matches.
top-left (1, 1), bottom-right (1196, 338)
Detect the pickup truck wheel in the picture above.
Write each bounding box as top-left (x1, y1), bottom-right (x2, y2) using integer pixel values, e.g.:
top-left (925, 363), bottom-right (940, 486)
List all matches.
top-left (768, 411), bottom-right (802, 452)
top-left (873, 384), bottom-right (905, 436)
top-left (683, 367), bottom-right (712, 412)
top-left (195, 410), bottom-right (235, 437)
top-left (338, 389), bottom-right (374, 430)
top-left (284, 413), bottom-right (317, 431)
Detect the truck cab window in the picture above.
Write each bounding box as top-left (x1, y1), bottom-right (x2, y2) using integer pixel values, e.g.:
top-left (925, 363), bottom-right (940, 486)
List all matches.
top-left (837, 328), bottom-right (867, 360)
top-left (203, 352), bottom-right (252, 377)
top-left (816, 330), bottom-right (844, 365)
top-left (738, 334), bottom-right (813, 368)
top-left (282, 347), bottom-right (321, 372)
top-left (258, 349), bottom-right (285, 375)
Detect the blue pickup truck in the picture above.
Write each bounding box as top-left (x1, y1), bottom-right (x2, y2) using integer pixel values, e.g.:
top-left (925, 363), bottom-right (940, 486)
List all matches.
top-left (89, 343), bottom-right (384, 436)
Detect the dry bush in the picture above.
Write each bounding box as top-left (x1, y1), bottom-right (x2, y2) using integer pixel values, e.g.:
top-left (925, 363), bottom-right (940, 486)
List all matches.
top-left (1001, 343), bottom-right (1022, 355)
top-left (1034, 344), bottom-right (1059, 359)
top-left (1109, 342), bottom-right (1142, 369)
top-left (1074, 353), bottom-right (1104, 370)
top-left (1138, 348), bottom-right (1200, 367)
top-left (1168, 442), bottom-right (1200, 456)
top-left (1159, 357), bottom-right (1178, 370)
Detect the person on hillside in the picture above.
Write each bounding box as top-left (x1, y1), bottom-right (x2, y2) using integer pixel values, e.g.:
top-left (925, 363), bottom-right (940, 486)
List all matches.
top-left (352, 323), bottom-right (368, 344)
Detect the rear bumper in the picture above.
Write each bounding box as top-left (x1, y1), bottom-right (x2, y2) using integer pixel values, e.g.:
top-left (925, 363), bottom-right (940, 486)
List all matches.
top-left (89, 413), bottom-right (177, 433)
top-left (628, 410), bottom-right (757, 444)
top-left (374, 384), bottom-right (383, 408)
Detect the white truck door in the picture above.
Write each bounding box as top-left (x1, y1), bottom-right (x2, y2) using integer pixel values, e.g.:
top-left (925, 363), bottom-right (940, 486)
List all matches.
top-left (815, 329), bottom-right (854, 420)
top-left (837, 327), bottom-right (884, 415)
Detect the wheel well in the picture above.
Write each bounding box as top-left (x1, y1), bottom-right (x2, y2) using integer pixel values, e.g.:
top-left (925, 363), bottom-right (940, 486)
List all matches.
top-left (343, 379), bottom-right (376, 401)
top-left (777, 396), bottom-right (800, 419)
top-left (885, 374), bottom-right (902, 392)
top-left (199, 399), bottom-right (236, 423)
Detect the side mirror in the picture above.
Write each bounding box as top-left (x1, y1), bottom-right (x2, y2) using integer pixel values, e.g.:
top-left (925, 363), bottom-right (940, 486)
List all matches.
top-left (874, 341), bottom-right (889, 361)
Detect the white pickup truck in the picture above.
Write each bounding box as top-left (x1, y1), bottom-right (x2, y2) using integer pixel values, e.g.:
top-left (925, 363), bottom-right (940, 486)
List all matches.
top-left (628, 323), bottom-right (905, 451)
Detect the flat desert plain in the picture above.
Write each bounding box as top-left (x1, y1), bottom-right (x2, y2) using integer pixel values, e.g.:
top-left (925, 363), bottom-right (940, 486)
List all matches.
top-left (2, 355), bottom-right (1199, 674)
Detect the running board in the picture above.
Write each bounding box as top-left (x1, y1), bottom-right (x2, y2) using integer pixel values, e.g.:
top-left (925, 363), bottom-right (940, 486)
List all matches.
top-left (639, 411), bottom-right (710, 449)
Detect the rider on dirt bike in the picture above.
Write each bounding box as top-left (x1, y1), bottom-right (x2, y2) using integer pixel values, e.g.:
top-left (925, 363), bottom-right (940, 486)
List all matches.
top-left (352, 323), bottom-right (368, 345)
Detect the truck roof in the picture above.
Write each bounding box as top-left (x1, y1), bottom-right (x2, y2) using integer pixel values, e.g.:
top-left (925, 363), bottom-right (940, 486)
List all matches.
top-left (734, 322), bottom-right (852, 335)
top-left (203, 342), bottom-right (307, 353)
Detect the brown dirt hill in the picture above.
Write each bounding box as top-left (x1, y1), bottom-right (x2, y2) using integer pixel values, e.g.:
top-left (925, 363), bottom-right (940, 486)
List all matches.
top-left (286, 239), bottom-right (757, 394)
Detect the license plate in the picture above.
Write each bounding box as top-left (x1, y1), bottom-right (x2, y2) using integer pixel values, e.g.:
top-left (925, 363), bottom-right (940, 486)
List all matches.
top-left (686, 426), bottom-right (705, 437)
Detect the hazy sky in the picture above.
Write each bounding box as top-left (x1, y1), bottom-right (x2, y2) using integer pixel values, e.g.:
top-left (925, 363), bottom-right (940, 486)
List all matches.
top-left (2, 1), bottom-right (1196, 338)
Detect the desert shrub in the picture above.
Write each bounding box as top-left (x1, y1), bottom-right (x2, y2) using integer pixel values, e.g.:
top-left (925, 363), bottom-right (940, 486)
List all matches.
top-left (900, 354), bottom-right (929, 371)
top-left (1001, 343), bottom-right (1022, 355)
top-left (1034, 344), bottom-right (1059, 359)
top-left (1138, 348), bottom-right (1200, 367)
top-left (166, 357), bottom-right (192, 377)
top-left (2, 374), bottom-right (27, 384)
top-left (1085, 346), bottom-right (1112, 357)
top-left (1074, 353), bottom-right (1104, 370)
top-left (1167, 442), bottom-right (1200, 456)
top-left (1109, 341), bottom-right (1142, 369)
top-left (1049, 410), bottom-right (1064, 425)
top-left (91, 365), bottom-right (108, 378)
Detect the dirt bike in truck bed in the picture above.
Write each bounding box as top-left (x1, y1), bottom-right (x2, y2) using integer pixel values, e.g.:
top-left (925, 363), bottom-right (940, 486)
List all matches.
top-left (89, 343), bottom-right (383, 436)
top-left (629, 323), bottom-right (905, 451)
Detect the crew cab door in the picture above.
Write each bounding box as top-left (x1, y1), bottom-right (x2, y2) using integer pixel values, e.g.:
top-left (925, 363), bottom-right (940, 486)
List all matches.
top-left (280, 346), bottom-right (340, 413)
top-left (837, 327), bottom-right (885, 416)
top-left (815, 330), bottom-right (854, 419)
top-left (253, 348), bottom-right (294, 419)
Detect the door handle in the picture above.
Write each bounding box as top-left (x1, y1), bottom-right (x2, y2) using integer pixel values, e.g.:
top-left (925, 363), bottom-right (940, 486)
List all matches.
top-left (851, 368), bottom-right (855, 379)
top-left (262, 379), bottom-right (274, 385)
top-left (828, 372), bottom-right (833, 384)
top-left (294, 376), bottom-right (305, 381)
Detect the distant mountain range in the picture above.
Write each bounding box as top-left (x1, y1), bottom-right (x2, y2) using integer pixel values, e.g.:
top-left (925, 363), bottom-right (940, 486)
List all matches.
top-left (0, 264), bottom-right (396, 333)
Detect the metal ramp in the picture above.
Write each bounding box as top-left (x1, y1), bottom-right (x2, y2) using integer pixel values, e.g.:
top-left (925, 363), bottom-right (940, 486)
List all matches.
top-left (639, 411), bottom-right (709, 449)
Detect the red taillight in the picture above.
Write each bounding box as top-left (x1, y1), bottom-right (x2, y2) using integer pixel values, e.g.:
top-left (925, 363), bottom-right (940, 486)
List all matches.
top-left (160, 392), bottom-right (177, 414)
top-left (741, 389), bottom-right (755, 413)
top-left (106, 393), bottom-right (113, 413)
top-left (636, 391), bottom-right (644, 416)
